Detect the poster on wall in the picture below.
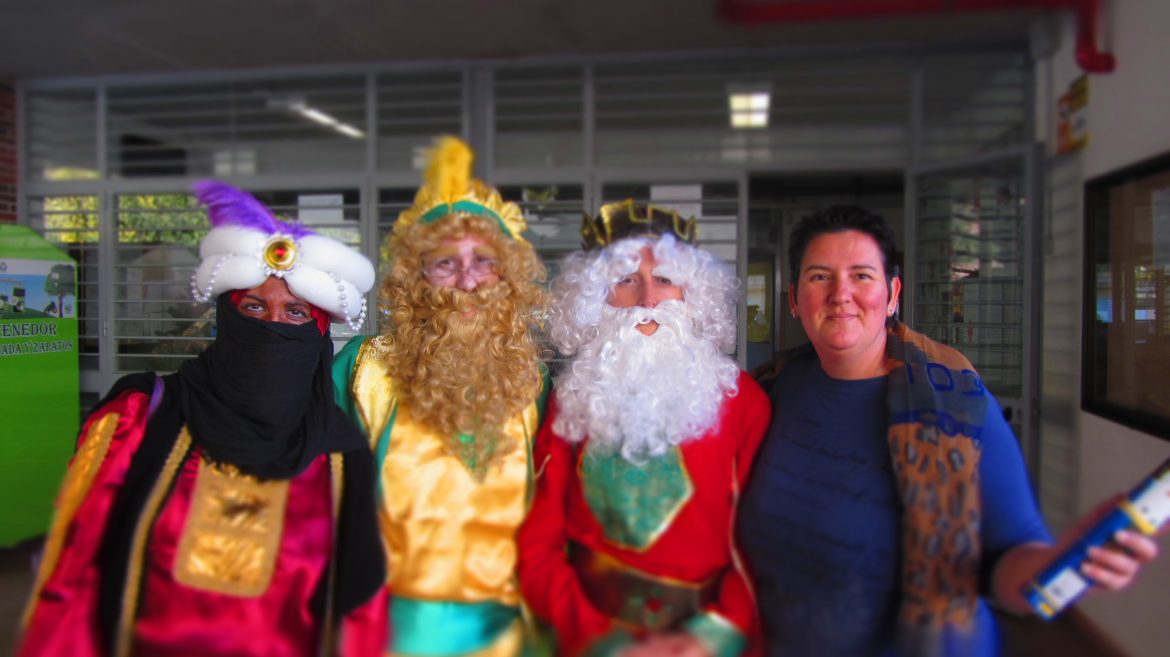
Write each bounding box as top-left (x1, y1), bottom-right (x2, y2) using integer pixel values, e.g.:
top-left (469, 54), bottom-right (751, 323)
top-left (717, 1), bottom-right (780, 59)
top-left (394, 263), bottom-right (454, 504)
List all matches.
top-left (1057, 75), bottom-right (1089, 155)
top-left (0, 259), bottom-right (77, 320)
top-left (0, 225), bottom-right (80, 546)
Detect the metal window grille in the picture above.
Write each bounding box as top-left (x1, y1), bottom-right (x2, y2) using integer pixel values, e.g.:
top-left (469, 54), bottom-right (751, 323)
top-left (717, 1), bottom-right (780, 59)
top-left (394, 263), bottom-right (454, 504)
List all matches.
top-left (912, 160), bottom-right (1027, 401)
top-left (19, 47), bottom-right (1033, 396)
top-left (376, 71), bottom-right (464, 172)
top-left (496, 183), bottom-right (585, 273)
top-left (24, 195), bottom-right (101, 372)
top-left (106, 76), bottom-right (369, 179)
top-left (920, 53), bottom-right (1030, 163)
top-left (494, 66), bottom-right (585, 169)
top-left (112, 191), bottom-right (210, 372)
top-left (593, 55), bottom-right (911, 168)
top-left (25, 91), bottom-right (99, 181)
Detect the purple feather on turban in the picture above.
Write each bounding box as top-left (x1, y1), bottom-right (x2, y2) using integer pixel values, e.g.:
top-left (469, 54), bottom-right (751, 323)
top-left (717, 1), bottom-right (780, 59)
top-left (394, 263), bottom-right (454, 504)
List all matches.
top-left (194, 180), bottom-right (315, 238)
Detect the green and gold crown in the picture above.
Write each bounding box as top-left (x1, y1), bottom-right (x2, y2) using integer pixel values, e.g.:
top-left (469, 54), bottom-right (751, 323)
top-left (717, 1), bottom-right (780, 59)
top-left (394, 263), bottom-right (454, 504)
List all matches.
top-left (581, 199), bottom-right (699, 250)
top-left (394, 136), bottom-right (528, 241)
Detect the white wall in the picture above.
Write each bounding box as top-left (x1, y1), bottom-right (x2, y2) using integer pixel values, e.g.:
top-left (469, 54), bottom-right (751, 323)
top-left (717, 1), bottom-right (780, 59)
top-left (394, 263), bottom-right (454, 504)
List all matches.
top-left (1037, 2), bottom-right (1170, 655)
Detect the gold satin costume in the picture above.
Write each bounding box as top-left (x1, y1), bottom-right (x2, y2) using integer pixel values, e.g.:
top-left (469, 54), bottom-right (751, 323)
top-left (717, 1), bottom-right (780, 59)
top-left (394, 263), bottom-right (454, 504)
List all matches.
top-left (334, 335), bottom-right (543, 657)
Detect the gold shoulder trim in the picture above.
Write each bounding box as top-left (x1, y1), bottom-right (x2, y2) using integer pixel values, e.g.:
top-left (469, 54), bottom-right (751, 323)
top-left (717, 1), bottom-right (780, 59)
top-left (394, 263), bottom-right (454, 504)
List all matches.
top-left (114, 427), bottom-right (193, 657)
top-left (352, 336), bottom-right (398, 446)
top-left (21, 412), bottom-right (121, 628)
top-left (330, 453), bottom-right (344, 517)
top-left (317, 453), bottom-right (346, 653)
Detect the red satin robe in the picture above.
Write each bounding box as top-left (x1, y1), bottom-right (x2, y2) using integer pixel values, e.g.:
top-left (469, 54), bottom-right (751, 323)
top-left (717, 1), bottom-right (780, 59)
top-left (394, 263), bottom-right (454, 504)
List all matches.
top-left (517, 371), bottom-right (771, 657)
top-left (17, 388), bottom-right (388, 657)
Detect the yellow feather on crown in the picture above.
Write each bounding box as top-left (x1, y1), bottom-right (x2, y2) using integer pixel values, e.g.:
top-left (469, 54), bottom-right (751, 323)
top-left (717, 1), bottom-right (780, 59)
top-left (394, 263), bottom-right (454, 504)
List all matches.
top-left (394, 135), bottom-right (528, 242)
top-left (426, 136), bottom-right (472, 204)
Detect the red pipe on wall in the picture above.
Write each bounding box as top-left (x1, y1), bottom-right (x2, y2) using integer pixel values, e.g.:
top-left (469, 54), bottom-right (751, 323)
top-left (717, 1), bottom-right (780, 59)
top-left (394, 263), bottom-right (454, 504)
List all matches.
top-left (719, 0), bottom-right (1115, 73)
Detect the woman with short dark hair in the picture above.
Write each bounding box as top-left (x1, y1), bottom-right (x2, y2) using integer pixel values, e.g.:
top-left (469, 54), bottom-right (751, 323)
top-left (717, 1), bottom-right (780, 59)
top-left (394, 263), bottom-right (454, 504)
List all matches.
top-left (740, 204), bottom-right (1159, 657)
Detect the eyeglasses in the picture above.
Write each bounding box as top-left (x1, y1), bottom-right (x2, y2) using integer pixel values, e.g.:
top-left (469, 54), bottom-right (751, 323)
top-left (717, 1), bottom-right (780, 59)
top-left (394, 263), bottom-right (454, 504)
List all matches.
top-left (423, 255), bottom-right (499, 280)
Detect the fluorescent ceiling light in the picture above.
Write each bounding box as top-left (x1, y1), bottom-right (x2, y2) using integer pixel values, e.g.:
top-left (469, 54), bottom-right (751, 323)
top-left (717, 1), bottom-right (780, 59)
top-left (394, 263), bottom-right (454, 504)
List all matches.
top-left (270, 96), bottom-right (366, 139)
top-left (731, 111), bottom-right (768, 128)
top-left (730, 93), bottom-right (769, 112)
top-left (728, 86), bottom-right (771, 129)
top-left (333, 123), bottom-right (366, 139)
top-left (296, 106), bottom-right (336, 126)
top-left (291, 104), bottom-right (366, 139)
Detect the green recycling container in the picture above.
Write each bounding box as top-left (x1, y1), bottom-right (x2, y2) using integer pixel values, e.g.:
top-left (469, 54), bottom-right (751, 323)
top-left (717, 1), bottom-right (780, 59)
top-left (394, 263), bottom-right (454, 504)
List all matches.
top-left (0, 224), bottom-right (80, 546)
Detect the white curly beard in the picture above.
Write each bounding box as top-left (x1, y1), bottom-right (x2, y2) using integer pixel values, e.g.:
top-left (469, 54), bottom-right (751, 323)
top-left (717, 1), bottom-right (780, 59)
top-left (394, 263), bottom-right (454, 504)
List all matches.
top-left (551, 299), bottom-right (740, 464)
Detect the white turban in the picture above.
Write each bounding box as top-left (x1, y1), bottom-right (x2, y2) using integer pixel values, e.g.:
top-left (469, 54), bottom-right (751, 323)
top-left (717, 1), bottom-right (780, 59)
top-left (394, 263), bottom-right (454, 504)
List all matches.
top-left (189, 181), bottom-right (375, 331)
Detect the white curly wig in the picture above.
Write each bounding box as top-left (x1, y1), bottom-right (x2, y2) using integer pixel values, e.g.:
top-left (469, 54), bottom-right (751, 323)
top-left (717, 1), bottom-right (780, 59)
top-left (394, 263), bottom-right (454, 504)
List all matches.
top-left (548, 234), bottom-right (739, 356)
top-left (548, 234), bottom-right (742, 462)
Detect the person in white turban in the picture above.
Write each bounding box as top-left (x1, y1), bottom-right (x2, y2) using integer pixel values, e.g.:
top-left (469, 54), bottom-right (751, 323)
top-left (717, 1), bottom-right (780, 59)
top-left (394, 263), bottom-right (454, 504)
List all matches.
top-left (18, 181), bottom-right (387, 657)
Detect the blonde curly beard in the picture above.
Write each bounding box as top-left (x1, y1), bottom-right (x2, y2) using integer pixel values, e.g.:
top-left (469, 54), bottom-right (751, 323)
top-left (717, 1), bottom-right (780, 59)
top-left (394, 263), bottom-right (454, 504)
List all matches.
top-left (380, 215), bottom-right (546, 469)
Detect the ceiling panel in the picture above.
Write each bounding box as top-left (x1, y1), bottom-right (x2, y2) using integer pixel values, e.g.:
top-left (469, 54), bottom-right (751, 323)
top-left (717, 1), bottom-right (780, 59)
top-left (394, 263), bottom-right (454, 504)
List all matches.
top-left (0, 0), bottom-right (1039, 79)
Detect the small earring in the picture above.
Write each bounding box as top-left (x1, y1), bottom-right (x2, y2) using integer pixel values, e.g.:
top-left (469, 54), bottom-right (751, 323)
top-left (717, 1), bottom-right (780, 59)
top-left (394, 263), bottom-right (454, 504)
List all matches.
top-left (790, 310), bottom-right (797, 318)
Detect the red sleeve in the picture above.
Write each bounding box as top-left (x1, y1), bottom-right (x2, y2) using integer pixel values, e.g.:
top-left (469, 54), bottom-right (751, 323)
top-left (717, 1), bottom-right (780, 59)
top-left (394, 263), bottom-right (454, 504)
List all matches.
top-left (517, 395), bottom-right (614, 656)
top-left (688, 373), bottom-right (772, 657)
top-left (18, 389), bottom-right (154, 657)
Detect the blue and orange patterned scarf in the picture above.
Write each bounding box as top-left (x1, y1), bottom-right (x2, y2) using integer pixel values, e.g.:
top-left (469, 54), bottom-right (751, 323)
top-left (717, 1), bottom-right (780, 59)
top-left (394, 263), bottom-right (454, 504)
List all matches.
top-left (885, 321), bottom-right (986, 657)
